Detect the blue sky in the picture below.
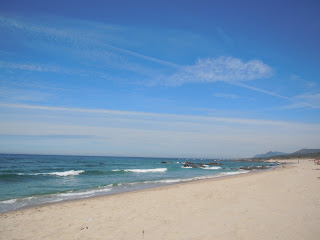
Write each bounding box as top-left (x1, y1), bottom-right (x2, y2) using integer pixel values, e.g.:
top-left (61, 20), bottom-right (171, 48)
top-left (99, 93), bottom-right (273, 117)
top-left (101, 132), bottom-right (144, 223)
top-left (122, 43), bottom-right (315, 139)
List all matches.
top-left (0, 0), bottom-right (320, 158)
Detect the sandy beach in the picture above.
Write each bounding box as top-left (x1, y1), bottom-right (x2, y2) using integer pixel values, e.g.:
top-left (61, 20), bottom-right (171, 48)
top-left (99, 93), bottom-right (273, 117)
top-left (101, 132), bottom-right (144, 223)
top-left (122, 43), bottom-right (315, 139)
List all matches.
top-left (1, 159), bottom-right (319, 240)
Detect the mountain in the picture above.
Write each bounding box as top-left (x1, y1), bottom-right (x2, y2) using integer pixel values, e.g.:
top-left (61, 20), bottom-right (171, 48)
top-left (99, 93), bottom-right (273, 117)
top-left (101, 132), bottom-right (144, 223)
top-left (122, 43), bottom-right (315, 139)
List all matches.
top-left (253, 151), bottom-right (288, 158)
top-left (252, 148), bottom-right (320, 160)
top-left (292, 149), bottom-right (320, 155)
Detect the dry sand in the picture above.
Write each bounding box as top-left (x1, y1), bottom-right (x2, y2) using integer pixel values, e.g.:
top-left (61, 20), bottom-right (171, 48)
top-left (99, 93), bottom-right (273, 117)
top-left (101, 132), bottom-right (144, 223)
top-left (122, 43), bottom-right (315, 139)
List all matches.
top-left (1, 159), bottom-right (320, 240)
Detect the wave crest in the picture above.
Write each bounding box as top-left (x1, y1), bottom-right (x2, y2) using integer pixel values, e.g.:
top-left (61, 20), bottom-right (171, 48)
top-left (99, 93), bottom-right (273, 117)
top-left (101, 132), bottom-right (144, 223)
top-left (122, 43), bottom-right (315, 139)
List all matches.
top-left (26, 170), bottom-right (85, 176)
top-left (201, 166), bottom-right (222, 170)
top-left (124, 168), bottom-right (167, 173)
top-left (47, 170), bottom-right (85, 176)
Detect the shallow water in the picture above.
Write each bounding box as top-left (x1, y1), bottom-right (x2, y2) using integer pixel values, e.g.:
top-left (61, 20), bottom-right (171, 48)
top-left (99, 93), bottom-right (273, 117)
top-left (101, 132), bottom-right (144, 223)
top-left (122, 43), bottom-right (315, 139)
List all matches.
top-left (0, 154), bottom-right (275, 213)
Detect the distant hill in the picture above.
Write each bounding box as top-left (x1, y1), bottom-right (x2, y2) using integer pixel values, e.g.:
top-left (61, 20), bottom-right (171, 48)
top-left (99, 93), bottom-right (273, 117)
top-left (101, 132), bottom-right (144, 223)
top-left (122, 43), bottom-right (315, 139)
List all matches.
top-left (253, 151), bottom-right (288, 158)
top-left (237, 148), bottom-right (320, 162)
top-left (292, 149), bottom-right (320, 155)
top-left (250, 148), bottom-right (320, 161)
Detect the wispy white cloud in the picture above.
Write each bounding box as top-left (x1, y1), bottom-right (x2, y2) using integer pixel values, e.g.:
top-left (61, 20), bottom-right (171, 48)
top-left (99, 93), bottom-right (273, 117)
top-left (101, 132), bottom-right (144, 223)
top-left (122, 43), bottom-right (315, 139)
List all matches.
top-left (290, 74), bottom-right (317, 88)
top-left (230, 81), bottom-right (320, 109)
top-left (0, 102), bottom-right (319, 157)
top-left (0, 61), bottom-right (66, 73)
top-left (159, 56), bottom-right (318, 108)
top-left (1, 14), bottom-right (318, 112)
top-left (0, 102), bottom-right (318, 129)
top-left (104, 43), bottom-right (180, 68)
top-left (295, 93), bottom-right (320, 108)
top-left (0, 60), bottom-right (118, 83)
top-left (297, 93), bottom-right (320, 102)
top-left (0, 16), bottom-right (277, 90)
top-left (276, 93), bottom-right (320, 110)
top-left (0, 14), bottom-right (179, 87)
top-left (0, 15), bottom-right (178, 69)
top-left (0, 87), bottom-right (53, 102)
top-left (290, 74), bottom-right (303, 81)
top-left (165, 57), bottom-right (273, 86)
top-left (306, 82), bottom-right (317, 87)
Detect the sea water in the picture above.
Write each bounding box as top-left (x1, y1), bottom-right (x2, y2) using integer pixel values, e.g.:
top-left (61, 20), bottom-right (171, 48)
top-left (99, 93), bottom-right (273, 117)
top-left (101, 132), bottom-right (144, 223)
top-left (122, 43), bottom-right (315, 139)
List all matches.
top-left (0, 154), bottom-right (276, 213)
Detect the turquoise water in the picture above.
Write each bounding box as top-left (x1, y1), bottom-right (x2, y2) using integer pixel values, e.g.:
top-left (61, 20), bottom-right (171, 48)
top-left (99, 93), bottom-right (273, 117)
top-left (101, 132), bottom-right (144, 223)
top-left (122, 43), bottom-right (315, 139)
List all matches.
top-left (0, 154), bottom-right (276, 213)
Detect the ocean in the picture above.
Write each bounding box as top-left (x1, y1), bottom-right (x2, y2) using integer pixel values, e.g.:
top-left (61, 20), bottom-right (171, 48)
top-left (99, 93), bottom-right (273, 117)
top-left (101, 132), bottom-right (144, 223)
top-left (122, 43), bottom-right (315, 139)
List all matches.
top-left (0, 154), bottom-right (276, 213)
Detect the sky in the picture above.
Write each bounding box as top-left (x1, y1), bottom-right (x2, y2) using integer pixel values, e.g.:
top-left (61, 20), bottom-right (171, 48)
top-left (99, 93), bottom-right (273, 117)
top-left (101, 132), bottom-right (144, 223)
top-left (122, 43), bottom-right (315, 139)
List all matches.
top-left (0, 0), bottom-right (320, 158)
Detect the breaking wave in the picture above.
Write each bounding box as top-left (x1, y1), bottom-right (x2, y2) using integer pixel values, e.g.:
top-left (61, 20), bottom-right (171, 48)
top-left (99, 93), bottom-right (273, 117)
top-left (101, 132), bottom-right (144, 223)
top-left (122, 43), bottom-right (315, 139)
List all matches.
top-left (119, 168), bottom-right (168, 173)
top-left (18, 170), bottom-right (85, 177)
top-left (201, 166), bottom-right (222, 170)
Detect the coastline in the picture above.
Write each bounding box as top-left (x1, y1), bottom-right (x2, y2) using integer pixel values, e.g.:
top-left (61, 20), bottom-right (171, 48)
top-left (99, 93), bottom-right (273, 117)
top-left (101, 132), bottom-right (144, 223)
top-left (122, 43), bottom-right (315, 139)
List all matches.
top-left (1, 159), bottom-right (319, 239)
top-left (1, 155), bottom-right (275, 214)
top-left (2, 165), bottom-right (272, 214)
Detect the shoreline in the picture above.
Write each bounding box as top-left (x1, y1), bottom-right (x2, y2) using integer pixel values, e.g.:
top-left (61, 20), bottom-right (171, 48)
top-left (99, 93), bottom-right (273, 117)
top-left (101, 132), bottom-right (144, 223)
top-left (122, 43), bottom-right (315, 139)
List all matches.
top-left (1, 159), bottom-right (319, 239)
top-left (2, 165), bottom-right (273, 214)
top-left (0, 157), bottom-right (277, 214)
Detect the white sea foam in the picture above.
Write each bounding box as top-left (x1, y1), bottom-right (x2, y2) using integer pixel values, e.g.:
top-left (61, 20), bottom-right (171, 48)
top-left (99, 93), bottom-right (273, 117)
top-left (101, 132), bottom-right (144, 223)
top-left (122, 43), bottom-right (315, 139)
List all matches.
top-left (0, 188), bottom-right (112, 209)
top-left (0, 196), bottom-right (38, 204)
top-left (181, 166), bottom-right (192, 169)
top-left (29, 170), bottom-right (85, 176)
top-left (112, 169), bottom-right (121, 172)
top-left (145, 170), bottom-right (250, 184)
top-left (124, 168), bottom-right (167, 173)
top-left (143, 172), bottom-right (242, 185)
top-left (47, 170), bottom-right (85, 176)
top-left (58, 188), bottom-right (111, 197)
top-left (47, 199), bottom-right (63, 203)
top-left (0, 168), bottom-right (251, 212)
top-left (192, 176), bottom-right (213, 180)
top-left (23, 196), bottom-right (37, 201)
top-left (59, 192), bottom-right (94, 197)
top-left (0, 199), bottom-right (17, 204)
top-left (142, 175), bottom-right (219, 185)
top-left (201, 166), bottom-right (222, 170)
top-left (221, 170), bottom-right (249, 176)
top-left (152, 179), bottom-right (183, 183)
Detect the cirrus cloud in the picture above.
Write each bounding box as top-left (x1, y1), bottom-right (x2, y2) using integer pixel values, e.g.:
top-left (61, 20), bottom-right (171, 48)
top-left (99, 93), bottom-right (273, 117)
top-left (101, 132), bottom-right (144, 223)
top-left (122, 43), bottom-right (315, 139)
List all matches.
top-left (166, 57), bottom-right (273, 86)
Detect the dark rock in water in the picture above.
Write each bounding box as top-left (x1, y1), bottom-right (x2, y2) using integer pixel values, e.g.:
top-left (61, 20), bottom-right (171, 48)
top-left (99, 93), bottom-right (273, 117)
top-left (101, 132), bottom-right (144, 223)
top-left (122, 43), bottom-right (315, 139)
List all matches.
top-left (240, 166), bottom-right (269, 170)
top-left (182, 161), bottom-right (225, 169)
top-left (207, 162), bottom-right (218, 165)
top-left (184, 163), bottom-right (200, 168)
top-left (240, 167), bottom-right (250, 170)
top-left (161, 161), bottom-right (173, 164)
